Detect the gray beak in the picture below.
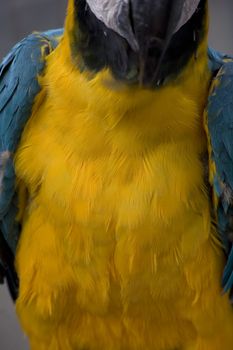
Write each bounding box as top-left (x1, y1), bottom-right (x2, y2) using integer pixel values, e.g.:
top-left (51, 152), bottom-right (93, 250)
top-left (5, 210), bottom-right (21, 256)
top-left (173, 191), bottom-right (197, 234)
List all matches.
top-left (86, 0), bottom-right (201, 51)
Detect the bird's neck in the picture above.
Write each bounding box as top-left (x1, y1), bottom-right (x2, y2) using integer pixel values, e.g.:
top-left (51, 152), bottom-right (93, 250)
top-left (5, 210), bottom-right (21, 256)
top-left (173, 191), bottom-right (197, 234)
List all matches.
top-left (45, 0), bottom-right (211, 155)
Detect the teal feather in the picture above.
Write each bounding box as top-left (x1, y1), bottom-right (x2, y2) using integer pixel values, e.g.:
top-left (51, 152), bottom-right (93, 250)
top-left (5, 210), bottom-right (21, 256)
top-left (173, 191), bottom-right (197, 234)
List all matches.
top-left (0, 29), bottom-right (63, 299)
top-left (207, 49), bottom-right (233, 296)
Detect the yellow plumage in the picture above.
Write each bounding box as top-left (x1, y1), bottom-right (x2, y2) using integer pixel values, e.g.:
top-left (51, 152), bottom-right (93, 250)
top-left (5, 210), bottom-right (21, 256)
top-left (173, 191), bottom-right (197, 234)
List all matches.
top-left (14, 1), bottom-right (233, 349)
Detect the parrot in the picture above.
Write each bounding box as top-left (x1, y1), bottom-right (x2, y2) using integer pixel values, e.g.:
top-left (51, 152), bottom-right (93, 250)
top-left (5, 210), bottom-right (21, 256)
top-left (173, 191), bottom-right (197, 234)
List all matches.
top-left (1, 0), bottom-right (233, 349)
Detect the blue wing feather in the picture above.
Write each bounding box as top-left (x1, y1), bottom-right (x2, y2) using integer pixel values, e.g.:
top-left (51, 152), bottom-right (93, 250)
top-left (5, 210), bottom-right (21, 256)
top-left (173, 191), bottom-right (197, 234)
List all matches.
top-left (207, 48), bottom-right (233, 295)
top-left (0, 29), bottom-right (63, 298)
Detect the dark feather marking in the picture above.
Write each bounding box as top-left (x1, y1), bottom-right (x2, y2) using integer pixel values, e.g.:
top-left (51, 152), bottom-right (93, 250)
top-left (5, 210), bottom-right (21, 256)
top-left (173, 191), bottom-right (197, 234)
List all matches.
top-left (0, 151), bottom-right (11, 193)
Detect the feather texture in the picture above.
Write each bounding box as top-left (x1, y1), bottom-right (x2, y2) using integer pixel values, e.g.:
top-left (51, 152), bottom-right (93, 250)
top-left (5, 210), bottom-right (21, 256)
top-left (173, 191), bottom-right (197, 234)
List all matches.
top-left (13, 16), bottom-right (233, 348)
top-left (1, 2), bottom-right (233, 349)
top-left (206, 49), bottom-right (233, 296)
top-left (0, 29), bottom-right (63, 297)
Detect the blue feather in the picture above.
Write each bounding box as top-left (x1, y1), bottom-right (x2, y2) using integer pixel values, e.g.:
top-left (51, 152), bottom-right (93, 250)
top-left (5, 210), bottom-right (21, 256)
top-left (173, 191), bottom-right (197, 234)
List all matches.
top-left (208, 48), bottom-right (233, 295)
top-left (0, 29), bottom-right (63, 297)
top-left (223, 247), bottom-right (233, 289)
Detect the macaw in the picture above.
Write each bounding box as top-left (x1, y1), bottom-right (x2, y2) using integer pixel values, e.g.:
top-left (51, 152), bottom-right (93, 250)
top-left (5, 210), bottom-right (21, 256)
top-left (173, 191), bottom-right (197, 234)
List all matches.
top-left (1, 0), bottom-right (233, 349)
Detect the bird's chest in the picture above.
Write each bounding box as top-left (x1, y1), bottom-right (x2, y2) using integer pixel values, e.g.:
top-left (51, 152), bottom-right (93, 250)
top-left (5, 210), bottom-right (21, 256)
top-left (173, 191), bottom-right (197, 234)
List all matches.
top-left (17, 112), bottom-right (211, 304)
top-left (15, 98), bottom-right (219, 349)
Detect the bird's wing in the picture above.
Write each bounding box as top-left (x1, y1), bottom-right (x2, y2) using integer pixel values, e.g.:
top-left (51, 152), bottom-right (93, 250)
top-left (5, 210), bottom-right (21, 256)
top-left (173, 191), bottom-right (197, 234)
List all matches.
top-left (206, 48), bottom-right (233, 298)
top-left (0, 29), bottom-right (63, 300)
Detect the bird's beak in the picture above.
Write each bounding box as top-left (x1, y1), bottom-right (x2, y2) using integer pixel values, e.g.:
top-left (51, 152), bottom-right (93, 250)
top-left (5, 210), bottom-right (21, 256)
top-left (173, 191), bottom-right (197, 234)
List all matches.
top-left (127, 0), bottom-right (201, 82)
top-left (86, 0), bottom-right (201, 84)
top-left (86, 1), bottom-right (201, 50)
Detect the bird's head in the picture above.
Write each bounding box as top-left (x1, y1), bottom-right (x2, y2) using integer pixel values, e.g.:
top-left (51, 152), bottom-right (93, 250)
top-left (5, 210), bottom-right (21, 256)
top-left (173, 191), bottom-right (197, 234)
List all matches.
top-left (69, 0), bottom-right (208, 88)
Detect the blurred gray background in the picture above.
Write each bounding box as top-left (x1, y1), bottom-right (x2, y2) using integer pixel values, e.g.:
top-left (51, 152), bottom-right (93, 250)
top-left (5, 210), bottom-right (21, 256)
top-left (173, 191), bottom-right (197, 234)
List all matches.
top-left (0, 0), bottom-right (233, 349)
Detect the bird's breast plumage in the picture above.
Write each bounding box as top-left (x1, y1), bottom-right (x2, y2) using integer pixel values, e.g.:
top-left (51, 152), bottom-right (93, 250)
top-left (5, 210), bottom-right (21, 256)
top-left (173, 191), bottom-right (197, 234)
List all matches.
top-left (14, 44), bottom-right (233, 349)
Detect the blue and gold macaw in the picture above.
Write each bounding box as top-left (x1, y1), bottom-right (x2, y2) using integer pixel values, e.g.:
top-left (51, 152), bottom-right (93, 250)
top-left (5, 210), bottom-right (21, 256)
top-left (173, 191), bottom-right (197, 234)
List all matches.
top-left (1, 0), bottom-right (233, 349)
